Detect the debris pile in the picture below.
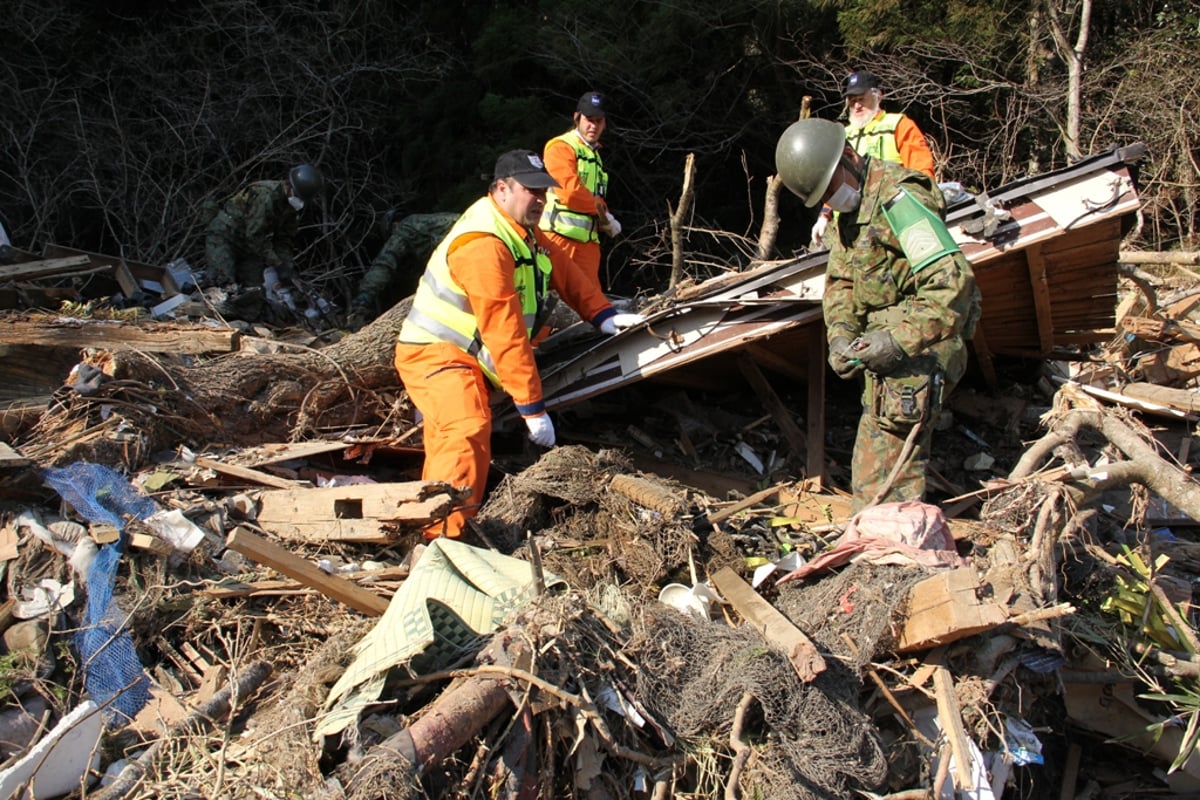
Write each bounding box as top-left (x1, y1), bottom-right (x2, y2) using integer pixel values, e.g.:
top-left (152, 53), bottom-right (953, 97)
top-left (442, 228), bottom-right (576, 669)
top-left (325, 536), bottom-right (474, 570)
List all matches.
top-left (4, 150), bottom-right (1200, 798)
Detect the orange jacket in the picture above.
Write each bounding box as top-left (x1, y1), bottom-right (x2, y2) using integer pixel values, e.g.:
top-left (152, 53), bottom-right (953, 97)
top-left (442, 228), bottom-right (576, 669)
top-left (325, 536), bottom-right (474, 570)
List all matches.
top-left (543, 136), bottom-right (608, 217)
top-left (446, 198), bottom-right (614, 414)
top-left (884, 112), bottom-right (934, 178)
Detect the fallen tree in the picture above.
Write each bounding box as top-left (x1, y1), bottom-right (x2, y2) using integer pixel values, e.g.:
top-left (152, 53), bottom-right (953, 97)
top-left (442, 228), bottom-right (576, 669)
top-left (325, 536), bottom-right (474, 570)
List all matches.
top-left (14, 301), bottom-right (413, 466)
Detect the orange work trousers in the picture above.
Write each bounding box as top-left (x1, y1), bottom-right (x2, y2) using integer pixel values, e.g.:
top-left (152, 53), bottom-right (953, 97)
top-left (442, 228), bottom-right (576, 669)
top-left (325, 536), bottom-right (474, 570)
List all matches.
top-left (544, 231), bottom-right (602, 290)
top-left (394, 341), bottom-right (492, 540)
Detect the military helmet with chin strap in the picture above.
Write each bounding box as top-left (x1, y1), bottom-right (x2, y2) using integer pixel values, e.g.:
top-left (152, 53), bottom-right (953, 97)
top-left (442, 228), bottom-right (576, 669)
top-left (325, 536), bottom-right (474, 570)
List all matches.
top-left (774, 119), bottom-right (847, 208)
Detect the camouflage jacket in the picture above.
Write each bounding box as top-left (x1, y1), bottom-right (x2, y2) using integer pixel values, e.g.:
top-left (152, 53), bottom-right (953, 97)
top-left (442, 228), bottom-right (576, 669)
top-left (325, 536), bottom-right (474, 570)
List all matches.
top-left (210, 180), bottom-right (297, 270)
top-left (357, 212), bottom-right (460, 301)
top-left (823, 158), bottom-right (978, 364)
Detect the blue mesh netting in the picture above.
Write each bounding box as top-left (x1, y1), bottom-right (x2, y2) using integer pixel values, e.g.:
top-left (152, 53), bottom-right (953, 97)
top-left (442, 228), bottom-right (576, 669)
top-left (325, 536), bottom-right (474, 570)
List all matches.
top-left (41, 462), bottom-right (156, 726)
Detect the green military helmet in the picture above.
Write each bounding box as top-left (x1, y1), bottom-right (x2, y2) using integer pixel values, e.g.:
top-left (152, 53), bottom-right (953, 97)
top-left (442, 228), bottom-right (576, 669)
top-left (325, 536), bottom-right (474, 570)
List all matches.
top-left (774, 119), bottom-right (846, 208)
top-left (288, 164), bottom-right (324, 202)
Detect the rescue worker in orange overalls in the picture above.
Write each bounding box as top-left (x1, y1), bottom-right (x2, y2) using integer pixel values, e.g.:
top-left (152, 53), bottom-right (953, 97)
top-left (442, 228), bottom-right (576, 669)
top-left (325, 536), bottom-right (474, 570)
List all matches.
top-left (395, 150), bottom-right (644, 539)
top-left (539, 91), bottom-right (620, 288)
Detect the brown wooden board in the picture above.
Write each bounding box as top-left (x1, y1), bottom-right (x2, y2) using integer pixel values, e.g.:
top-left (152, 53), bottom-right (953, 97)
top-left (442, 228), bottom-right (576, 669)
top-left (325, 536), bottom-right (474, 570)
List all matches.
top-left (225, 526), bottom-right (390, 616)
top-left (710, 567), bottom-right (826, 682)
top-left (255, 481), bottom-right (458, 544)
top-left (894, 567), bottom-right (1008, 653)
top-left (0, 318), bottom-right (238, 354)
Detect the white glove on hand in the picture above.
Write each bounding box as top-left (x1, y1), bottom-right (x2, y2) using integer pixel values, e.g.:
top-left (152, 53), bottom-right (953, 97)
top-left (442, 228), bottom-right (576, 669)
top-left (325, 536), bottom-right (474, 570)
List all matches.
top-left (810, 214), bottom-right (830, 248)
top-left (599, 313), bottom-right (645, 335)
top-left (602, 212), bottom-right (622, 237)
top-left (525, 413), bottom-right (556, 448)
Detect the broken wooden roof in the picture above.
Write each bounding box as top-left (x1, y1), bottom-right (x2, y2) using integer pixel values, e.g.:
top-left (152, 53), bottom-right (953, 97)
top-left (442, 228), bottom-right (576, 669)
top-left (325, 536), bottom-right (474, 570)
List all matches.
top-left (534, 142), bottom-right (1147, 409)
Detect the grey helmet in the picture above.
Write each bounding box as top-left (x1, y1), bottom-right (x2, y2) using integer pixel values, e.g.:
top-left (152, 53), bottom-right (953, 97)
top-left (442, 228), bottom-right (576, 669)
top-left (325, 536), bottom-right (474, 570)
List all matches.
top-left (774, 119), bottom-right (846, 208)
top-left (288, 164), bottom-right (324, 202)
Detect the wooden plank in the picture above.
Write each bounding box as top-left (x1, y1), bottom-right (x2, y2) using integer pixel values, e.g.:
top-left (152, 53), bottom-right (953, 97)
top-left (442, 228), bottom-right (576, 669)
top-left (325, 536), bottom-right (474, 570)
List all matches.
top-left (130, 532), bottom-right (174, 556)
top-left (894, 567), bottom-right (1008, 653)
top-left (112, 261), bottom-right (140, 298)
top-left (775, 488), bottom-right (853, 526)
top-left (256, 481), bottom-right (459, 544)
top-left (225, 526), bottom-right (389, 616)
top-left (0, 255), bottom-right (92, 281)
top-left (238, 440), bottom-right (350, 467)
top-left (201, 565), bottom-right (410, 599)
top-left (706, 483), bottom-right (783, 526)
top-left (969, 321), bottom-right (998, 390)
top-left (0, 319), bottom-right (239, 354)
top-left (1025, 243), bottom-right (1055, 353)
top-left (736, 353), bottom-right (807, 464)
top-left (710, 567), bottom-right (826, 682)
top-left (805, 324), bottom-right (825, 487)
top-left (744, 342), bottom-right (807, 383)
top-left (1122, 383), bottom-right (1200, 415)
top-left (194, 456), bottom-right (310, 489)
top-left (928, 647), bottom-right (976, 791)
top-left (0, 441), bottom-right (31, 467)
top-left (1059, 742), bottom-right (1082, 800)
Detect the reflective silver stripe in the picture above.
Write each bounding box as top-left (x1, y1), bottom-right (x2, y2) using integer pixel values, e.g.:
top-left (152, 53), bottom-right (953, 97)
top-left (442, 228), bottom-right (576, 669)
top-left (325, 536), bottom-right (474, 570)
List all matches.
top-left (553, 209), bottom-right (596, 236)
top-left (419, 271), bottom-right (471, 313)
top-left (524, 312), bottom-right (537, 328)
top-left (404, 306), bottom-right (479, 355)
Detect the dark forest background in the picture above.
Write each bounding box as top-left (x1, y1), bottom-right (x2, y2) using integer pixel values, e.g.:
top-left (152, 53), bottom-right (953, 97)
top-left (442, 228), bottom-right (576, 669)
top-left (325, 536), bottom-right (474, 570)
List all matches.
top-left (2, 0), bottom-right (1197, 303)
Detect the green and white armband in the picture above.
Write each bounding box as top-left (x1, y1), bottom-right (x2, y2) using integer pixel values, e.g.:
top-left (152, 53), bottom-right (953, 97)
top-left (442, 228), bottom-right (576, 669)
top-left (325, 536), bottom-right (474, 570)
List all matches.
top-left (881, 188), bottom-right (961, 273)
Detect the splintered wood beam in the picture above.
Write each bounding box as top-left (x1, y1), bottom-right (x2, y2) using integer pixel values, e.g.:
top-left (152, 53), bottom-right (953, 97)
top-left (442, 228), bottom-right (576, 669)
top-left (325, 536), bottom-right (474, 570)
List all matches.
top-left (806, 325), bottom-right (825, 487)
top-left (194, 457), bottom-right (310, 489)
top-left (225, 526), bottom-right (390, 616)
top-left (735, 352), bottom-right (807, 463)
top-left (0, 319), bottom-right (239, 353)
top-left (1025, 243), bottom-right (1056, 354)
top-left (710, 567), bottom-right (826, 682)
top-left (927, 647), bottom-right (976, 792)
top-left (0, 255), bottom-right (93, 281)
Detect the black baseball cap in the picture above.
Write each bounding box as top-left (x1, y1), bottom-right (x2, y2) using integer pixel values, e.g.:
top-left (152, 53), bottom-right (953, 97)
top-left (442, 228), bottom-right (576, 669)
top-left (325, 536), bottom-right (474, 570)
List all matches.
top-left (842, 70), bottom-right (881, 97)
top-left (493, 150), bottom-right (559, 189)
top-left (576, 90), bottom-right (607, 118)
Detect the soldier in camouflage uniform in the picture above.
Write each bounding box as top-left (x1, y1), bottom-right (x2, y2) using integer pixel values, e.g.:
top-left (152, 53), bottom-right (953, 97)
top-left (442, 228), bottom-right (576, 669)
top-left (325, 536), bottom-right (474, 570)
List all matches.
top-left (204, 164), bottom-right (323, 288)
top-left (347, 211), bottom-right (460, 329)
top-left (776, 119), bottom-right (980, 511)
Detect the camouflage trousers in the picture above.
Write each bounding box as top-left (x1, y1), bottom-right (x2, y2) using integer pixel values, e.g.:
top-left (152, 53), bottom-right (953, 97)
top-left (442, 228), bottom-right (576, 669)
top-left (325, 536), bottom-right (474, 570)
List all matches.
top-left (205, 213), bottom-right (268, 287)
top-left (850, 349), bottom-right (961, 513)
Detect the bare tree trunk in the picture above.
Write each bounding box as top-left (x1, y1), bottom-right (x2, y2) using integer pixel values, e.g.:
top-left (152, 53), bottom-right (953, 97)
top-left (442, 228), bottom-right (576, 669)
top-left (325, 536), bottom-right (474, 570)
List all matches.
top-left (757, 99), bottom-right (812, 262)
top-left (1044, 0), bottom-right (1093, 159)
top-left (18, 299), bottom-right (416, 465)
top-left (668, 154), bottom-right (696, 289)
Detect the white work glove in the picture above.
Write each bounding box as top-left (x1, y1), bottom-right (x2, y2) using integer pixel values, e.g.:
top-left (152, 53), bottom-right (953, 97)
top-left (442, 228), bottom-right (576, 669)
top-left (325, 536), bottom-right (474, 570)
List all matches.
top-left (601, 212), bottom-right (622, 237)
top-left (599, 313), bottom-right (645, 335)
top-left (810, 213), bottom-right (830, 248)
top-left (524, 413), bottom-right (556, 448)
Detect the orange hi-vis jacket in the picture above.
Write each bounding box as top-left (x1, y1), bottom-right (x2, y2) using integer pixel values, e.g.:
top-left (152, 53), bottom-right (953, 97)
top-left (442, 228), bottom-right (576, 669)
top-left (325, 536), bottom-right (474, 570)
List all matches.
top-left (846, 110), bottom-right (935, 178)
top-left (540, 131), bottom-right (609, 243)
top-left (399, 195), bottom-right (616, 416)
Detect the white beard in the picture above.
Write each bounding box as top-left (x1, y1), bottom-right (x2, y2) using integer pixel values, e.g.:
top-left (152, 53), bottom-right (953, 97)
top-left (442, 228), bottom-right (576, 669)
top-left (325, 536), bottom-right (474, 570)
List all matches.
top-left (849, 106), bottom-right (878, 128)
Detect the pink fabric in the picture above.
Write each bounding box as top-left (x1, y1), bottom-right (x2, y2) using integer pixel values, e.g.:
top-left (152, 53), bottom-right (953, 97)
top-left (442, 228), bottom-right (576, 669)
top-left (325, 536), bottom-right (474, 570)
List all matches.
top-left (776, 501), bottom-right (966, 585)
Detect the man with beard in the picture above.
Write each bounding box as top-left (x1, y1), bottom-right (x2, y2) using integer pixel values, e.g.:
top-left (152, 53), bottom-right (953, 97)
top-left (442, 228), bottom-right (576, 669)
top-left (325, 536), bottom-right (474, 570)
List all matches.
top-left (811, 71), bottom-right (935, 248)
